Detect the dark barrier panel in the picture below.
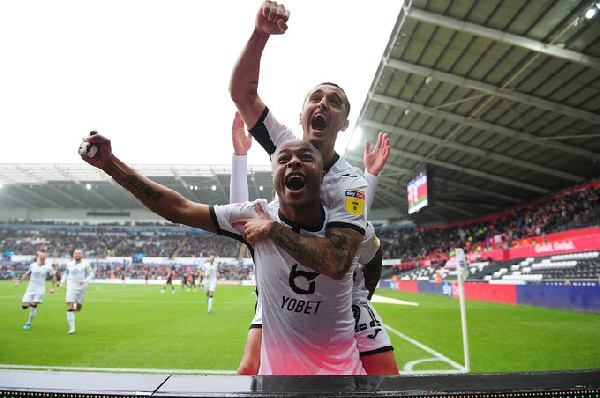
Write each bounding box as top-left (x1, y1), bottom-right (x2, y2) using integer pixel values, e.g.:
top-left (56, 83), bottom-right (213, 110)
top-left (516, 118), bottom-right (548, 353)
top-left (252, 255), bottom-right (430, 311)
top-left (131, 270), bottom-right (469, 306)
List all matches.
top-left (517, 283), bottom-right (600, 313)
top-left (1, 369), bottom-right (598, 397)
top-left (418, 280), bottom-right (445, 295)
top-left (464, 282), bottom-right (517, 304)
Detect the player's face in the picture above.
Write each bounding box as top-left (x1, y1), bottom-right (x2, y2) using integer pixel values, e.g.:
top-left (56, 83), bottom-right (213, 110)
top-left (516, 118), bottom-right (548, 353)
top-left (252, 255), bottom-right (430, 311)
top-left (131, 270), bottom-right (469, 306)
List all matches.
top-left (299, 84), bottom-right (349, 149)
top-left (272, 140), bottom-right (323, 208)
top-left (209, 254), bottom-right (216, 263)
top-left (38, 252), bottom-right (46, 264)
top-left (73, 250), bottom-right (83, 261)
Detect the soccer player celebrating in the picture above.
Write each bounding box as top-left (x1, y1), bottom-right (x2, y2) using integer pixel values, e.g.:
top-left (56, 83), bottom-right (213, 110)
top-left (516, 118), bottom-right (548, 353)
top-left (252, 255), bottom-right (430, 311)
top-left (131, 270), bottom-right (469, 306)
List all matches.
top-left (80, 131), bottom-right (364, 375)
top-left (230, 112), bottom-right (398, 375)
top-left (229, 2), bottom-right (398, 374)
top-left (60, 249), bottom-right (94, 334)
top-left (201, 253), bottom-right (219, 313)
top-left (14, 251), bottom-right (57, 330)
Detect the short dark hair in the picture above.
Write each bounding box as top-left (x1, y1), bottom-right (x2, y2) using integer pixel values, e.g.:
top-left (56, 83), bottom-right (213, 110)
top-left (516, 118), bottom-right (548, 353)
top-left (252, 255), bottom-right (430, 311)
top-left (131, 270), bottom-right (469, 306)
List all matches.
top-left (309, 82), bottom-right (351, 117)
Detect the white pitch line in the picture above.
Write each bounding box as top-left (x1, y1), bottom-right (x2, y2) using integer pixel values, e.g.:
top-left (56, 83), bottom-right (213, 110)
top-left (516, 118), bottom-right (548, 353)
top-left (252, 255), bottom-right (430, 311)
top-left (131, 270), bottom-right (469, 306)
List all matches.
top-left (384, 324), bottom-right (466, 373)
top-left (370, 294), bottom-right (419, 306)
top-left (0, 364), bottom-right (237, 375)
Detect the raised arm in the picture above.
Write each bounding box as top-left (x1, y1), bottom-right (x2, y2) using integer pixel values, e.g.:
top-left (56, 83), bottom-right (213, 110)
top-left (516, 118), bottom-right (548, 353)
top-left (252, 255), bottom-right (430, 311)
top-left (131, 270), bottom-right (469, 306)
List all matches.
top-left (363, 132), bottom-right (390, 212)
top-left (229, 1), bottom-right (290, 129)
top-left (80, 132), bottom-right (216, 232)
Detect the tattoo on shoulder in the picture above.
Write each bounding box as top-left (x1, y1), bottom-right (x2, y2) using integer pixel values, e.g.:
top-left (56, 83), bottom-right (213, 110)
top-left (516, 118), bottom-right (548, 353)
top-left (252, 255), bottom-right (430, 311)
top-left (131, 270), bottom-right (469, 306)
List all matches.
top-left (124, 175), bottom-right (163, 202)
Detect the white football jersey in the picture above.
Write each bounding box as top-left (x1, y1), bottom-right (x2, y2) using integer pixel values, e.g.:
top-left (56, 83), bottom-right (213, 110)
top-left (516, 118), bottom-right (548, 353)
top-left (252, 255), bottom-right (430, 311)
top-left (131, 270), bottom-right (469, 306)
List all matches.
top-left (202, 261), bottom-right (218, 282)
top-left (211, 199), bottom-right (364, 376)
top-left (61, 260), bottom-right (94, 291)
top-left (25, 262), bottom-right (55, 295)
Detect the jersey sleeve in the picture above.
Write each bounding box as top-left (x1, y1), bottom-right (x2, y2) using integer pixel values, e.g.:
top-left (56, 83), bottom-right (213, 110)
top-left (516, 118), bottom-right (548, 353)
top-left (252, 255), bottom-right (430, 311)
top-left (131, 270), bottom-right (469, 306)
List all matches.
top-left (84, 263), bottom-right (95, 283)
top-left (364, 170), bottom-right (379, 214)
top-left (358, 222), bottom-right (380, 265)
top-left (230, 155), bottom-right (249, 203)
top-left (248, 107), bottom-right (297, 157)
top-left (210, 200), bottom-right (268, 244)
top-left (324, 172), bottom-right (368, 235)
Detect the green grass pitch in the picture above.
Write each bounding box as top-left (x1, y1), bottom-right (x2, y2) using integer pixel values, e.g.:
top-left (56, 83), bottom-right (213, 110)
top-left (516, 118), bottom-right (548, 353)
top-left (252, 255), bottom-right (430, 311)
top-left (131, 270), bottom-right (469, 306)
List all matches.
top-left (0, 281), bottom-right (598, 374)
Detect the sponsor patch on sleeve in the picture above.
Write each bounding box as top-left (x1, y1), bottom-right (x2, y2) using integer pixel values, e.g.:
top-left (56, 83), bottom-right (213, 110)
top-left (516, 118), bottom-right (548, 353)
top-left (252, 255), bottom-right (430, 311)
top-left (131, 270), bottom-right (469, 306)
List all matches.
top-left (344, 190), bottom-right (365, 216)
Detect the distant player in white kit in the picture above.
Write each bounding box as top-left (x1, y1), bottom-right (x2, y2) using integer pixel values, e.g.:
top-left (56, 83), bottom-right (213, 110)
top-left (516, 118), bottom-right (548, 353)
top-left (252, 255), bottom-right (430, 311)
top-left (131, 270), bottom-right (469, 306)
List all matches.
top-left (14, 251), bottom-right (57, 330)
top-left (201, 253), bottom-right (219, 313)
top-left (60, 249), bottom-right (94, 334)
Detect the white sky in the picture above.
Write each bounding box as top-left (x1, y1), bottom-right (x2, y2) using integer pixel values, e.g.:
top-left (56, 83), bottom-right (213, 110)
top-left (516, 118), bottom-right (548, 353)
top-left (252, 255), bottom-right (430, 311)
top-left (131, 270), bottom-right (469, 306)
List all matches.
top-left (0, 1), bottom-right (401, 167)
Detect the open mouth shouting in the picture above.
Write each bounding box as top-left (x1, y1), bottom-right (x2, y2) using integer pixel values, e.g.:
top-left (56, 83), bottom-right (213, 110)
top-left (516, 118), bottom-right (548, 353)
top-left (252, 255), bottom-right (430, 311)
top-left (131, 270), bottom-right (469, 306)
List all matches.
top-left (284, 173), bottom-right (307, 193)
top-left (310, 113), bottom-right (328, 133)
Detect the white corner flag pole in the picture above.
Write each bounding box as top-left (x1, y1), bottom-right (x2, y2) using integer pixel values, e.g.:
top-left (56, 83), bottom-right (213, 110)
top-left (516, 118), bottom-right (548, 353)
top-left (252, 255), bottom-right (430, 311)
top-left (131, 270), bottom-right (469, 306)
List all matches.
top-left (456, 248), bottom-right (471, 372)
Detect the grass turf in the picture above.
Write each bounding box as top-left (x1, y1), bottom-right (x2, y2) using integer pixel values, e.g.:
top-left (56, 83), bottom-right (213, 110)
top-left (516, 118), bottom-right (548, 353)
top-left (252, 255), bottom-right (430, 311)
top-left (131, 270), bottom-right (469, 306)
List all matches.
top-left (1, 281), bottom-right (598, 374)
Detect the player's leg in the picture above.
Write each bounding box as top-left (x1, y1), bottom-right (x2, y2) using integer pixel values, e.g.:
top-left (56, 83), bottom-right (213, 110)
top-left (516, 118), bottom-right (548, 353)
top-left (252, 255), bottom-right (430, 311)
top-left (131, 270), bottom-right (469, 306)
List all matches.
top-left (66, 302), bottom-right (76, 334)
top-left (237, 327), bottom-right (262, 375)
top-left (66, 288), bottom-right (78, 334)
top-left (207, 280), bottom-right (217, 313)
top-left (26, 295), bottom-right (44, 328)
top-left (21, 296), bottom-right (32, 329)
top-left (353, 301), bottom-right (399, 375)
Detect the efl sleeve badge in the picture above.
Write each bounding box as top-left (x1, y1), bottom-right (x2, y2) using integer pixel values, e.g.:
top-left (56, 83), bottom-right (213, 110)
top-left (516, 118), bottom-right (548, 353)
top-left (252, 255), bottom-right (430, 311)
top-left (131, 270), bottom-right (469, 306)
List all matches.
top-left (344, 190), bottom-right (365, 216)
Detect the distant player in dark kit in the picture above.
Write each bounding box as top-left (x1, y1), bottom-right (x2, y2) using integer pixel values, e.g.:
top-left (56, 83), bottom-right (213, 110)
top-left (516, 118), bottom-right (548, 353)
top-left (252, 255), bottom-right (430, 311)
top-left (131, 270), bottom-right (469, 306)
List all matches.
top-left (159, 266), bottom-right (175, 294)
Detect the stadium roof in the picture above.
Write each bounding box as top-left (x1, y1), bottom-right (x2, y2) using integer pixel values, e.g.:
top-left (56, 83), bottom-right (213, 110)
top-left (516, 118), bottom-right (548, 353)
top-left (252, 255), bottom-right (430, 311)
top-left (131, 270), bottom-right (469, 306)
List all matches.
top-left (345, 0), bottom-right (600, 224)
top-left (1, 0), bottom-right (599, 225)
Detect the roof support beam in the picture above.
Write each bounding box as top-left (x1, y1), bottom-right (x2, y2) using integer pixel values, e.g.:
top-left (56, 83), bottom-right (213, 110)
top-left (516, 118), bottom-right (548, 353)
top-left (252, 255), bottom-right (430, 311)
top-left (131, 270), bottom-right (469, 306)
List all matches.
top-left (384, 58), bottom-right (600, 125)
top-left (362, 119), bottom-right (584, 183)
top-left (408, 7), bottom-right (600, 69)
top-left (12, 185), bottom-right (64, 208)
top-left (370, 94), bottom-right (600, 162)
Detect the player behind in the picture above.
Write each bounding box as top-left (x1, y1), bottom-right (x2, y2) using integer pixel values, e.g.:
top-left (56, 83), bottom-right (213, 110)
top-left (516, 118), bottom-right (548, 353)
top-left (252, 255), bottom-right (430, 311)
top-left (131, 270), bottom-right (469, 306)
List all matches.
top-left (80, 132), bottom-right (365, 375)
top-left (14, 251), bottom-right (57, 330)
top-left (159, 265), bottom-right (175, 294)
top-left (59, 249), bottom-right (94, 334)
top-left (200, 253), bottom-right (219, 313)
top-left (230, 1), bottom-right (376, 289)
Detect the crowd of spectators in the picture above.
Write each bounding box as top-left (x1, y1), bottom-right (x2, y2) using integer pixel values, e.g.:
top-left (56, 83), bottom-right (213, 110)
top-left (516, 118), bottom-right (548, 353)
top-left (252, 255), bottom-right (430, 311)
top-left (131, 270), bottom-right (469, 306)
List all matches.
top-left (379, 184), bottom-right (599, 271)
top-left (1, 183), bottom-right (598, 279)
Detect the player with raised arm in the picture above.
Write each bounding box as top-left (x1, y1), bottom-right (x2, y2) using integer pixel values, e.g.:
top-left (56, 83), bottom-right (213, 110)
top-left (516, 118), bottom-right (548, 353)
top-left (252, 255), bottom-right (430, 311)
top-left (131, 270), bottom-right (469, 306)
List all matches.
top-left (230, 1), bottom-right (366, 281)
top-left (14, 251), bottom-right (57, 330)
top-left (60, 249), bottom-right (94, 334)
top-left (80, 131), bottom-right (364, 375)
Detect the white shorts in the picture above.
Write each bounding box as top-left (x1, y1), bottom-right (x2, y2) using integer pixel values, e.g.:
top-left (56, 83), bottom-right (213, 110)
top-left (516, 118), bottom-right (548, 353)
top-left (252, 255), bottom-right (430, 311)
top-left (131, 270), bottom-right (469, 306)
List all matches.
top-left (66, 288), bottom-right (87, 305)
top-left (204, 279), bottom-right (217, 293)
top-left (22, 292), bottom-right (45, 304)
top-left (352, 300), bottom-right (393, 355)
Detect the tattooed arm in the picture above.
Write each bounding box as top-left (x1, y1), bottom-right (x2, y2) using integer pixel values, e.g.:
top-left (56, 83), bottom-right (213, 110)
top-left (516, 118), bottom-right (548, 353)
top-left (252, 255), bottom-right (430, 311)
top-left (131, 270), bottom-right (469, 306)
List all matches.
top-left (235, 205), bottom-right (362, 280)
top-left (80, 131), bottom-right (216, 233)
top-left (272, 225), bottom-right (362, 280)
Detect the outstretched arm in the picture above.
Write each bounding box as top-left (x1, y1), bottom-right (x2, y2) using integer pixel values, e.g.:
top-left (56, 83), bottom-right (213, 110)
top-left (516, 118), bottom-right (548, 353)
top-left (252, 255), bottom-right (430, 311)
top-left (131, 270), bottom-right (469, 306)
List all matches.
top-left (13, 270), bottom-right (30, 287)
top-left (229, 1), bottom-right (290, 129)
top-left (80, 132), bottom-right (216, 232)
